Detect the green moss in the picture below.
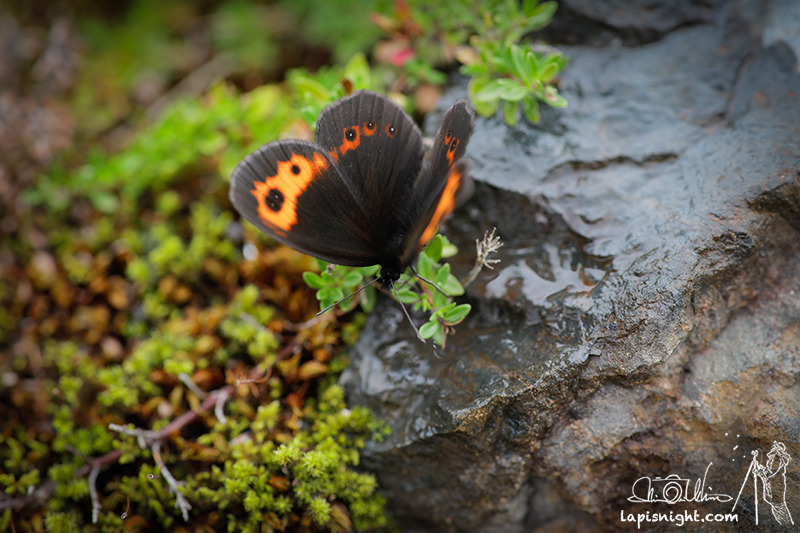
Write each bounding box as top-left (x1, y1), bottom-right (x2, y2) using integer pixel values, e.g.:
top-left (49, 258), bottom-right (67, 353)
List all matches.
top-left (182, 378), bottom-right (389, 531)
top-left (44, 510), bottom-right (82, 533)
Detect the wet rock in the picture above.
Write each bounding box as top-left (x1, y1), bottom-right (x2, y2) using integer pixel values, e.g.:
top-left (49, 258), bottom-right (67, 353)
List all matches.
top-left (540, 0), bottom-right (727, 46)
top-left (341, 0), bottom-right (800, 531)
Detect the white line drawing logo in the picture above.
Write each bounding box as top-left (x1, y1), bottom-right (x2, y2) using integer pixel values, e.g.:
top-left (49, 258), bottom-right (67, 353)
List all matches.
top-left (732, 441), bottom-right (795, 526)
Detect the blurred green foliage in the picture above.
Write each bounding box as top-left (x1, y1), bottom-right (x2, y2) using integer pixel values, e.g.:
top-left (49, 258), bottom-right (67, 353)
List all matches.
top-left (282, 0), bottom-right (387, 63)
top-left (372, 0), bottom-right (568, 124)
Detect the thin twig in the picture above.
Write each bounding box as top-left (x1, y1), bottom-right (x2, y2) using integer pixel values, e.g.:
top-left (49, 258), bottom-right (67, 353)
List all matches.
top-left (214, 389), bottom-right (229, 425)
top-left (411, 266), bottom-right (450, 297)
top-left (390, 279), bottom-right (424, 342)
top-left (89, 465), bottom-right (101, 524)
top-left (315, 277), bottom-right (379, 317)
top-left (108, 424), bottom-right (160, 449)
top-left (178, 372), bottom-right (207, 400)
top-left (151, 442), bottom-right (192, 521)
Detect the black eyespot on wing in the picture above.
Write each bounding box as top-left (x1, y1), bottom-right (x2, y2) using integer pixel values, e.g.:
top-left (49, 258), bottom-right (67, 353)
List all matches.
top-left (266, 188), bottom-right (284, 211)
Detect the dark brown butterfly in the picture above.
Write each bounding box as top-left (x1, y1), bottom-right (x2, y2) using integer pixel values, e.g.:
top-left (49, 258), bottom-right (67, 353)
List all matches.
top-left (229, 90), bottom-right (474, 335)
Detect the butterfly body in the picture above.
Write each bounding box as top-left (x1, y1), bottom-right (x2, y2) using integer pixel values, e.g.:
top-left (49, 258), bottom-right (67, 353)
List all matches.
top-left (229, 90), bottom-right (474, 289)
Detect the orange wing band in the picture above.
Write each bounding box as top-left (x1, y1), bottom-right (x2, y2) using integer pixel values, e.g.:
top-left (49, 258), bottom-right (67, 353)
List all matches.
top-left (419, 166), bottom-right (462, 246)
top-left (251, 152), bottom-right (330, 235)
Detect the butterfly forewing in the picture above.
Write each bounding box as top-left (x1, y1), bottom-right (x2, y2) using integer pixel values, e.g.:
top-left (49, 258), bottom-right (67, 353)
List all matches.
top-left (229, 140), bottom-right (384, 266)
top-left (314, 91), bottom-right (425, 227)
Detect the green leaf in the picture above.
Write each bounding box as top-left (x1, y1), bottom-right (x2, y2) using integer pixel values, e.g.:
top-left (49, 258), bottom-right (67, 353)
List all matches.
top-left (522, 0), bottom-right (541, 16)
top-left (300, 106), bottom-right (321, 127)
top-left (441, 241), bottom-right (458, 258)
top-left (523, 0), bottom-right (559, 30)
top-left (440, 274), bottom-right (465, 296)
top-left (419, 321), bottom-right (440, 340)
top-left (341, 270), bottom-right (363, 287)
top-left (442, 303), bottom-right (471, 324)
top-left (317, 287), bottom-right (344, 303)
top-left (434, 302), bottom-right (457, 316)
top-left (394, 286), bottom-right (419, 305)
top-left (539, 61), bottom-right (560, 83)
top-left (414, 297), bottom-right (432, 313)
top-left (522, 96), bottom-right (540, 123)
top-left (473, 79), bottom-right (509, 102)
top-left (497, 78), bottom-right (529, 102)
top-left (303, 271), bottom-right (324, 289)
top-left (434, 264), bottom-right (450, 286)
top-left (431, 290), bottom-right (449, 309)
top-left (360, 285), bottom-right (377, 313)
top-left (89, 191), bottom-right (120, 214)
top-left (543, 86), bottom-right (568, 108)
top-left (397, 271), bottom-right (413, 285)
top-left (290, 75), bottom-right (331, 103)
top-left (495, 44), bottom-right (517, 75)
top-left (527, 50), bottom-right (541, 80)
top-left (343, 52), bottom-right (372, 90)
top-left (416, 251), bottom-right (434, 279)
top-left (424, 235), bottom-right (444, 262)
top-left (502, 99), bottom-right (519, 126)
top-left (510, 45), bottom-right (533, 83)
top-left (469, 76), bottom-right (500, 116)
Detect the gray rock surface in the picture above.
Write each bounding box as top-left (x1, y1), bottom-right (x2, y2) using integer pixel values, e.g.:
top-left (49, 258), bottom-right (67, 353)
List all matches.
top-left (341, 1), bottom-right (800, 531)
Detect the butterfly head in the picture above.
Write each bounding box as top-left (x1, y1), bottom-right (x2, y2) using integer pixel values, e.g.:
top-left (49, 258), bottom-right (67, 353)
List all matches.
top-left (378, 263), bottom-right (403, 290)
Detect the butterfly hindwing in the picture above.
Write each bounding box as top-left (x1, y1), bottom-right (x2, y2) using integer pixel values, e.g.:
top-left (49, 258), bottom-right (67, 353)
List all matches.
top-left (400, 100), bottom-right (475, 265)
top-left (229, 139), bottom-right (384, 266)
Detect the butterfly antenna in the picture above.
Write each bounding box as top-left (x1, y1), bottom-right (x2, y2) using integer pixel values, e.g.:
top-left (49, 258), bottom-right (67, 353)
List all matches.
top-left (390, 278), bottom-right (425, 343)
top-left (411, 266), bottom-right (450, 297)
top-left (315, 277), bottom-right (379, 317)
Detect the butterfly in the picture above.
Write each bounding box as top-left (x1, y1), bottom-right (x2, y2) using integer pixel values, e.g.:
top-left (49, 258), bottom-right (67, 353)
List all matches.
top-left (229, 90), bottom-right (474, 330)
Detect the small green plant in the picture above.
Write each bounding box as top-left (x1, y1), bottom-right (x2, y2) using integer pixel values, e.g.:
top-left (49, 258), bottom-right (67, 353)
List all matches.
top-left (303, 263), bottom-right (381, 315)
top-left (464, 39), bottom-right (567, 124)
top-left (304, 235), bottom-right (472, 346)
top-left (400, 235), bottom-right (471, 345)
top-left (372, 0), bottom-right (568, 124)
